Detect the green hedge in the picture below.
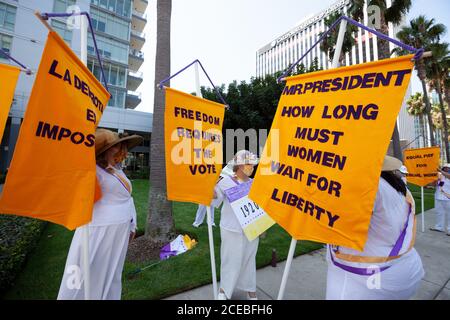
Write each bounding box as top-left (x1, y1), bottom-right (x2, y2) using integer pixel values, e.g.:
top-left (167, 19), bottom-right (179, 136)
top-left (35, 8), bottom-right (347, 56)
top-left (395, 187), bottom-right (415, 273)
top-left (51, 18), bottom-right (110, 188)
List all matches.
top-left (127, 166), bottom-right (150, 180)
top-left (0, 215), bottom-right (46, 294)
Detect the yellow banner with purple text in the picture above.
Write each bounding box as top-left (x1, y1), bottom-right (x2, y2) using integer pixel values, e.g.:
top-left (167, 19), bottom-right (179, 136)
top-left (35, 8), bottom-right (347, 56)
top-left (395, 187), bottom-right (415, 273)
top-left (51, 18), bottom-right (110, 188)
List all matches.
top-left (404, 146), bottom-right (440, 187)
top-left (249, 55), bottom-right (415, 251)
top-left (164, 87), bottom-right (225, 206)
top-left (0, 31), bottom-right (110, 230)
top-left (0, 63), bottom-right (20, 142)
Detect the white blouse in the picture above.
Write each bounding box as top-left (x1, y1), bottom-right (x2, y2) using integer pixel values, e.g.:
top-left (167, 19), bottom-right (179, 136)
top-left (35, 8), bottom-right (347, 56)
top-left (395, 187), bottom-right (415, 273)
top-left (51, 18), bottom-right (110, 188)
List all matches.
top-left (338, 178), bottom-right (415, 257)
top-left (89, 164), bottom-right (137, 231)
top-left (435, 173), bottom-right (450, 201)
top-left (212, 175), bottom-right (248, 233)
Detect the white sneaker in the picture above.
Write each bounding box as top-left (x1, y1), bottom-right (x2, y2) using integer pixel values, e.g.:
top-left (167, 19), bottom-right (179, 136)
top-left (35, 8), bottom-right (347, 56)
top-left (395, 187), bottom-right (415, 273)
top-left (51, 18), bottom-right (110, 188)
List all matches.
top-left (217, 292), bottom-right (227, 300)
top-left (192, 223), bottom-right (201, 228)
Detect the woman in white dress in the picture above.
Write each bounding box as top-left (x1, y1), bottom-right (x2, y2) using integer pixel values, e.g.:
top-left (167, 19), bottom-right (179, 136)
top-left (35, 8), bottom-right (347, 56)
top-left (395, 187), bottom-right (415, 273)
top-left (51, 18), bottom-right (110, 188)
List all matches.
top-left (58, 129), bottom-right (143, 300)
top-left (430, 164), bottom-right (450, 235)
top-left (212, 150), bottom-right (259, 300)
top-left (326, 156), bottom-right (425, 300)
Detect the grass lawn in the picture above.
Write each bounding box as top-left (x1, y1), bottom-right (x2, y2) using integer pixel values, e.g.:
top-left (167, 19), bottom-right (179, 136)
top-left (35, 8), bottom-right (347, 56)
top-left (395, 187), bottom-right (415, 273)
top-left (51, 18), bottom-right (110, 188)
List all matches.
top-left (3, 179), bottom-right (322, 300)
top-left (407, 184), bottom-right (435, 214)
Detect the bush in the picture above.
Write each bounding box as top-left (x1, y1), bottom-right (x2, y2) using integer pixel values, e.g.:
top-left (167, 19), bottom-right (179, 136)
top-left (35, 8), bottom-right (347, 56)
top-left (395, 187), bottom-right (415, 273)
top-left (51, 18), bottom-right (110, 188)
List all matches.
top-left (127, 166), bottom-right (150, 180)
top-left (0, 215), bottom-right (46, 294)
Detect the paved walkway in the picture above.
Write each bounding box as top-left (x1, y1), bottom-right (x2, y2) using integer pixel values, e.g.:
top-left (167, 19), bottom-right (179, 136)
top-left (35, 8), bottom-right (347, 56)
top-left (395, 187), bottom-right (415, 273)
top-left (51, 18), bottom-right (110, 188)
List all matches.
top-left (166, 209), bottom-right (450, 300)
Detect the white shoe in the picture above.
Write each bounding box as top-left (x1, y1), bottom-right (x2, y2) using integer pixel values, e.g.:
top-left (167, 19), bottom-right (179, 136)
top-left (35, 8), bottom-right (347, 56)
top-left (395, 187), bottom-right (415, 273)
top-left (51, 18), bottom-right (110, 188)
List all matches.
top-left (192, 223), bottom-right (201, 228)
top-left (217, 292), bottom-right (227, 300)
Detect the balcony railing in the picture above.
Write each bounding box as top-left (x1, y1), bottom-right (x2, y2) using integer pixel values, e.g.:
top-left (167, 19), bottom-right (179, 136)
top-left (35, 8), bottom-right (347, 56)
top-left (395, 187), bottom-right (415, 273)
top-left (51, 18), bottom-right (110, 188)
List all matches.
top-left (132, 10), bottom-right (147, 20)
top-left (128, 70), bottom-right (144, 79)
top-left (131, 30), bottom-right (146, 39)
top-left (129, 49), bottom-right (144, 60)
top-left (127, 91), bottom-right (142, 100)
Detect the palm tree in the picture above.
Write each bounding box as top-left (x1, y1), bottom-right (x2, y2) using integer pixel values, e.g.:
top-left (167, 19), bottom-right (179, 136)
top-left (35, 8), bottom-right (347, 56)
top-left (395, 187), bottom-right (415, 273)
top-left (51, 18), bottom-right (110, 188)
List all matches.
top-left (406, 92), bottom-right (427, 147)
top-left (320, 12), bottom-right (357, 67)
top-left (349, 0), bottom-right (412, 160)
top-left (427, 43), bottom-right (450, 162)
top-left (349, 0), bottom-right (412, 59)
top-left (394, 16), bottom-right (447, 149)
top-left (145, 0), bottom-right (175, 243)
top-left (426, 42), bottom-right (450, 162)
top-left (432, 103), bottom-right (448, 125)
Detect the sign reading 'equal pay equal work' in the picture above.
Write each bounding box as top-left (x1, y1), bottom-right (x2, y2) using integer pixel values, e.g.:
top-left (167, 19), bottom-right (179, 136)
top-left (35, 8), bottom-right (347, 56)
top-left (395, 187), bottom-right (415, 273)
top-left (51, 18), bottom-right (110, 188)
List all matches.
top-left (249, 55), bottom-right (415, 251)
top-left (165, 87), bottom-right (225, 206)
top-left (404, 146), bottom-right (441, 187)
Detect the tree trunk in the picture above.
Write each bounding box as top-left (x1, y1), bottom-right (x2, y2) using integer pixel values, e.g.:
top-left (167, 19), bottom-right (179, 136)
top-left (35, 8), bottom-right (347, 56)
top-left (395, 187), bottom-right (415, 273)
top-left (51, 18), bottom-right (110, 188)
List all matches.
top-left (444, 85), bottom-right (450, 111)
top-left (420, 114), bottom-right (426, 147)
top-left (377, 14), bottom-right (391, 60)
top-left (377, 14), bottom-right (402, 160)
top-left (416, 59), bottom-right (436, 146)
top-left (420, 79), bottom-right (437, 147)
top-left (435, 76), bottom-right (450, 162)
top-left (145, 0), bottom-right (176, 242)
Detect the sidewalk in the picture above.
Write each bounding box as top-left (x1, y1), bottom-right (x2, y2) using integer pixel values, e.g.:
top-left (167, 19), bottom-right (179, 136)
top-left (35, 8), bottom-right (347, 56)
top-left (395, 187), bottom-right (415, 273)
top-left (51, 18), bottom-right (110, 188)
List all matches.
top-left (166, 209), bottom-right (450, 300)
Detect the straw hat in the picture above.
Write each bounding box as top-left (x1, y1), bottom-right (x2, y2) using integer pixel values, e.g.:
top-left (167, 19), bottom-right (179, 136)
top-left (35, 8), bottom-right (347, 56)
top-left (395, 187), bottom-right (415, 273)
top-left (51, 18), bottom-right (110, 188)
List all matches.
top-left (95, 128), bottom-right (143, 156)
top-left (382, 156), bottom-right (402, 172)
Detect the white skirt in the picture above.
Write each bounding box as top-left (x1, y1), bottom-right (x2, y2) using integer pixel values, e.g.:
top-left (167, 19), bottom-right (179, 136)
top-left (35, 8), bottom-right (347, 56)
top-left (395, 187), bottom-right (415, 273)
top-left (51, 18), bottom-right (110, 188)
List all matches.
top-left (219, 228), bottom-right (259, 299)
top-left (326, 249), bottom-right (424, 300)
top-left (57, 221), bottom-right (131, 300)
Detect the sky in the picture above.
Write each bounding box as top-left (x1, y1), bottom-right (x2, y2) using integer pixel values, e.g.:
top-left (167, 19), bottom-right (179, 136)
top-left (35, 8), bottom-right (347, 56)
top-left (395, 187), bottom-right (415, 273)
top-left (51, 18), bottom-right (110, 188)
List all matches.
top-left (136, 0), bottom-right (450, 113)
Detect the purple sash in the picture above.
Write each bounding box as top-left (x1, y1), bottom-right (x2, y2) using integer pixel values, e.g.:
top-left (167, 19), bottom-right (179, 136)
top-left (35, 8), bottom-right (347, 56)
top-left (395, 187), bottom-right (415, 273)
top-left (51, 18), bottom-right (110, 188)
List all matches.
top-left (99, 166), bottom-right (131, 194)
top-left (223, 179), bottom-right (252, 203)
top-left (330, 203), bottom-right (412, 276)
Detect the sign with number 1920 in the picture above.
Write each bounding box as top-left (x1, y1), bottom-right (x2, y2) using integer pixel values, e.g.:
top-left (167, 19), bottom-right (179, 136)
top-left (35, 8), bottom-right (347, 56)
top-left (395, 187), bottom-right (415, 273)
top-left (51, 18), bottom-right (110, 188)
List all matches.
top-left (224, 180), bottom-right (274, 241)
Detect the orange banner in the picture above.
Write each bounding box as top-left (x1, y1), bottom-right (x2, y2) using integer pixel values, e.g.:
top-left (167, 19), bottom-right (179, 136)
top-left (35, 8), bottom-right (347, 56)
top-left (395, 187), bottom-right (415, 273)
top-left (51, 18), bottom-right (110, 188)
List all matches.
top-left (249, 55), bottom-right (414, 251)
top-left (0, 63), bottom-right (20, 142)
top-left (404, 147), bottom-right (440, 186)
top-left (0, 31), bottom-right (110, 230)
top-left (164, 87), bottom-right (225, 205)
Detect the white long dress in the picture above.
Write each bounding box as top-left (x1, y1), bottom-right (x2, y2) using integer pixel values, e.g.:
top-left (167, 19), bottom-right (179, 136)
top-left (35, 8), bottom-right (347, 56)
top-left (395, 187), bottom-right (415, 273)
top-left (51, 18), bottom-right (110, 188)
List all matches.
top-left (212, 175), bottom-right (259, 299)
top-left (326, 178), bottom-right (424, 300)
top-left (57, 164), bottom-right (137, 300)
top-left (434, 173), bottom-right (450, 233)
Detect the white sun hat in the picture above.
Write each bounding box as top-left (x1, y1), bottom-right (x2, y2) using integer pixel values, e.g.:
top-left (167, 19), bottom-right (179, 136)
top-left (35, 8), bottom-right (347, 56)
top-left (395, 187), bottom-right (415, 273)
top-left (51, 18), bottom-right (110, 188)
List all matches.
top-left (227, 150), bottom-right (259, 167)
top-left (382, 156), bottom-right (402, 172)
top-left (399, 165), bottom-right (408, 174)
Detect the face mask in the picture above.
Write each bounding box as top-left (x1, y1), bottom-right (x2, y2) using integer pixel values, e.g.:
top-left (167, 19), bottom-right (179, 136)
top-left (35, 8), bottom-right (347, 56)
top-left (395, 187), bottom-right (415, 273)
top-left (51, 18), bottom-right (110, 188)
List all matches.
top-left (242, 165), bottom-right (254, 177)
top-left (113, 147), bottom-right (127, 164)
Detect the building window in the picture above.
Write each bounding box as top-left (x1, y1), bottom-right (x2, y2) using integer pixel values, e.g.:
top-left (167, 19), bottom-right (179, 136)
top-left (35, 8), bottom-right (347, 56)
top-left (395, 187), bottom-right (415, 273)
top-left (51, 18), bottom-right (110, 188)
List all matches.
top-left (52, 20), bottom-right (72, 44)
top-left (54, 0), bottom-right (76, 13)
top-left (91, 8), bottom-right (130, 41)
top-left (88, 34), bottom-right (128, 64)
top-left (0, 3), bottom-right (17, 31)
top-left (108, 87), bottom-right (126, 108)
top-left (91, 0), bottom-right (132, 18)
top-left (87, 59), bottom-right (127, 88)
top-left (0, 33), bottom-right (12, 60)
